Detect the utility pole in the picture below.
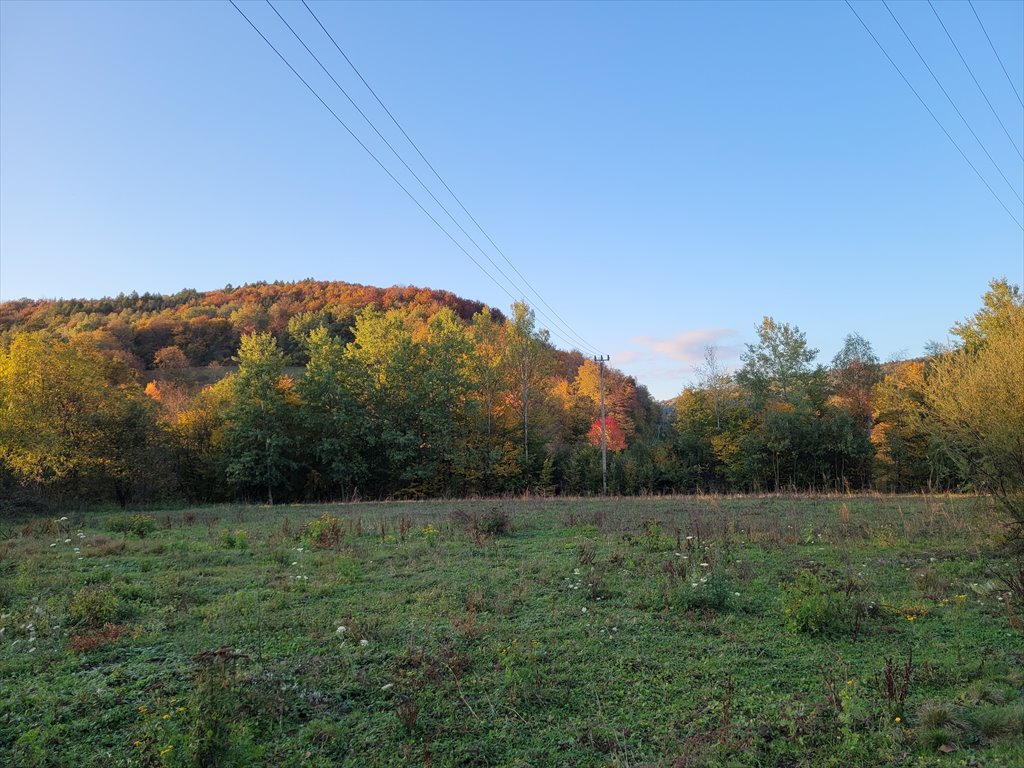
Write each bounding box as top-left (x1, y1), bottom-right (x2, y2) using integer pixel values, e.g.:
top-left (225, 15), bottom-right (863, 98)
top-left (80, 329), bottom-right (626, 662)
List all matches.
top-left (594, 355), bottom-right (610, 495)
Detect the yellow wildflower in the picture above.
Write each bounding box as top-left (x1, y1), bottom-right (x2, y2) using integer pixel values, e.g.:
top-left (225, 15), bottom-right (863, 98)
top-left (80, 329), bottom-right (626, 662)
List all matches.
top-left (160, 745), bottom-right (174, 756)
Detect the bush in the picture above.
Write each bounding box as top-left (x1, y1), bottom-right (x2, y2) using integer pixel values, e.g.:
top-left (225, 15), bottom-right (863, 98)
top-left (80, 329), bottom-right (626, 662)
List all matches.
top-left (674, 571), bottom-right (734, 612)
top-left (781, 570), bottom-right (836, 634)
top-left (303, 513), bottom-right (342, 549)
top-left (221, 529), bottom-right (249, 550)
top-left (106, 514), bottom-right (157, 538)
top-left (68, 586), bottom-right (122, 628)
top-left (479, 507), bottom-right (511, 537)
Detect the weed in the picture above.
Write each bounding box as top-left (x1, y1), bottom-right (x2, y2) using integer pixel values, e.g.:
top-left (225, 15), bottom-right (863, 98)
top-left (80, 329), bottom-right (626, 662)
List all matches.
top-left (396, 696), bottom-right (420, 734)
top-left (479, 507), bottom-right (511, 536)
top-left (106, 514), bottom-right (157, 538)
top-left (303, 513), bottom-right (343, 549)
top-left (876, 650), bottom-right (914, 717)
top-left (68, 585), bottom-right (122, 628)
top-left (68, 623), bottom-right (126, 653)
top-left (781, 570), bottom-right (836, 634)
top-left (220, 529), bottom-right (249, 549)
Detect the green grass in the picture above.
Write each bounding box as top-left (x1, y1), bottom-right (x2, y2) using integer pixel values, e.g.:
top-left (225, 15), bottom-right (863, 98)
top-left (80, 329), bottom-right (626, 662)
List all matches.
top-left (1, 495), bottom-right (1022, 766)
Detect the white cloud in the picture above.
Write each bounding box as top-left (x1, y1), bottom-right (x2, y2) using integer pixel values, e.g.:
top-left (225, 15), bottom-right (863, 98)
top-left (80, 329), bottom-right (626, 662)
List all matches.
top-left (611, 328), bottom-right (742, 400)
top-left (629, 328), bottom-right (739, 363)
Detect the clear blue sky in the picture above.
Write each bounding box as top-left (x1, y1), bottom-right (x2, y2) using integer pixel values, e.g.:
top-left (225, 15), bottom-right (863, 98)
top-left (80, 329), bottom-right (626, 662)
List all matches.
top-left (2, 0), bottom-right (1022, 399)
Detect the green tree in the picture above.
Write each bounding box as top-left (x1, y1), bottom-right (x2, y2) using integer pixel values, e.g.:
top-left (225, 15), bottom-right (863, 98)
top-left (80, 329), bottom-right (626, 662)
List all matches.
top-left (505, 302), bottom-right (552, 472)
top-left (0, 332), bottom-right (171, 504)
top-left (297, 327), bottom-right (368, 500)
top-left (737, 317), bottom-right (819, 405)
top-left (222, 333), bottom-right (298, 503)
top-left (928, 281), bottom-right (1024, 536)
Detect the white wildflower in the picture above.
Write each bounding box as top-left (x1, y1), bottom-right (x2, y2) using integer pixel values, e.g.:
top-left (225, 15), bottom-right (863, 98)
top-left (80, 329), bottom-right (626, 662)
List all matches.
top-left (359, 638), bottom-right (369, 647)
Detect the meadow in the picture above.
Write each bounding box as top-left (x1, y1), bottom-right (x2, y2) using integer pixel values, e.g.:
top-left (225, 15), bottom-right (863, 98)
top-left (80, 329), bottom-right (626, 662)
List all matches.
top-left (1, 495), bottom-right (1022, 767)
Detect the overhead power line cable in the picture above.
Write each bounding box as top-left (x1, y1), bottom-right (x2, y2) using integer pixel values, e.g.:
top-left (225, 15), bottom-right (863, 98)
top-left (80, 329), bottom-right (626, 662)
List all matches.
top-left (968, 0), bottom-right (1024, 109)
top-left (882, 1), bottom-right (1022, 205)
top-left (265, 1), bottom-right (602, 356)
top-left (299, 0), bottom-right (603, 357)
top-left (227, 0), bottom-right (595, 354)
top-left (844, 0), bottom-right (1023, 231)
top-left (927, 0), bottom-right (1023, 161)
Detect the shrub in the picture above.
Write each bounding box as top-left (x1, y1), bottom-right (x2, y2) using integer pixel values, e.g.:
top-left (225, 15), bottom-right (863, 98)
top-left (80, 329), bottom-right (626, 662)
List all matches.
top-left (675, 571), bottom-right (733, 612)
top-left (781, 570), bottom-right (836, 634)
top-left (479, 507), bottom-right (511, 537)
top-left (303, 513), bottom-right (342, 549)
top-left (106, 514), bottom-right (157, 538)
top-left (68, 585), bottom-right (122, 628)
top-left (221, 529), bottom-right (249, 550)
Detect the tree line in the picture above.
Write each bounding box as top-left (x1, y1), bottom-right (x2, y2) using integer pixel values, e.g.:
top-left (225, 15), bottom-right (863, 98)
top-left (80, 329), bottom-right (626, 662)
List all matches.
top-left (0, 279), bottom-right (1020, 512)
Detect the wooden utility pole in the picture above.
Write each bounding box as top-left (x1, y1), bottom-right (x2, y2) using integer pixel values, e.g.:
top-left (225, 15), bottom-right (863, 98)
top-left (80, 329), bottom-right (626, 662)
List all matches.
top-left (594, 355), bottom-right (610, 495)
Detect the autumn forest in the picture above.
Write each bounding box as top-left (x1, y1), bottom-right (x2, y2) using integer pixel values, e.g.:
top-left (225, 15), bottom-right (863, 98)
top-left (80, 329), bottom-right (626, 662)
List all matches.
top-left (1, 277), bottom-right (1022, 513)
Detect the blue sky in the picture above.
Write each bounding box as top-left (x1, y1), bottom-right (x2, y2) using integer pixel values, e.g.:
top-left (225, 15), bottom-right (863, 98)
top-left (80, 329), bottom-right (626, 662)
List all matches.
top-left (2, 0), bottom-right (1022, 399)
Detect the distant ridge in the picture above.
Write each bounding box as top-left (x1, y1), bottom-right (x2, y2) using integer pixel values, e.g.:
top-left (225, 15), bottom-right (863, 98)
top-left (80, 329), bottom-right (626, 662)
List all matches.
top-left (0, 279), bottom-right (503, 368)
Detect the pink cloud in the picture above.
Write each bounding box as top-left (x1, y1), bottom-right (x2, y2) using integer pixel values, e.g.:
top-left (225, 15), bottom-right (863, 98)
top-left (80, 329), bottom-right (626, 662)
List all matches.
top-left (629, 328), bottom-right (739, 363)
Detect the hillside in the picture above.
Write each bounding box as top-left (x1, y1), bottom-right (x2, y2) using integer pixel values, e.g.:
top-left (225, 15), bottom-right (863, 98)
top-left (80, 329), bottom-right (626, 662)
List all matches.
top-left (0, 279), bottom-right (503, 369)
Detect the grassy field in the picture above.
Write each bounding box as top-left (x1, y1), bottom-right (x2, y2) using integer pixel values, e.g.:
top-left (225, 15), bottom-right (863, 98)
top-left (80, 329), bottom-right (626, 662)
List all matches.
top-left (1, 495), bottom-right (1022, 767)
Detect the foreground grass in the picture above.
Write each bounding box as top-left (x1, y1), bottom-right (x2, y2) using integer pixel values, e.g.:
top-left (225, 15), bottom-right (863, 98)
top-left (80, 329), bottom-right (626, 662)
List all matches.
top-left (1, 495), bottom-right (1022, 767)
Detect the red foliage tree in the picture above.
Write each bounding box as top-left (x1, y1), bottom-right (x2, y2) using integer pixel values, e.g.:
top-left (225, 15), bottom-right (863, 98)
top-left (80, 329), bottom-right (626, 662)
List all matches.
top-left (587, 415), bottom-right (626, 452)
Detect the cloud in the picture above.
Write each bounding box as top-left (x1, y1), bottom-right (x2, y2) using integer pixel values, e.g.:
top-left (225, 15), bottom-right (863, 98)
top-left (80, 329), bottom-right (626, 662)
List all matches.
top-left (629, 328), bottom-right (739, 364)
top-left (611, 328), bottom-right (742, 400)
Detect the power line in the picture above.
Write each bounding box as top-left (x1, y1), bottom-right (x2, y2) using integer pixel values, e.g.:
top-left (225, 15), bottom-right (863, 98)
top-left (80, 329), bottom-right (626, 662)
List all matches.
top-left (299, 0), bottom-right (603, 357)
top-left (882, 0), bottom-right (1022, 206)
top-left (844, 0), bottom-right (1023, 230)
top-left (927, 0), bottom-right (1023, 162)
top-left (968, 0), bottom-right (1024, 109)
top-left (265, 1), bottom-right (603, 357)
top-left (227, 0), bottom-right (594, 354)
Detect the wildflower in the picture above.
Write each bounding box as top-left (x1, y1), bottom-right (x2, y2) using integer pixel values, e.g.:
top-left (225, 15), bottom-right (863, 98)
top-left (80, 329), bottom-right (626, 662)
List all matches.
top-left (160, 745), bottom-right (174, 756)
top-left (581, 607), bottom-right (588, 613)
top-left (49, 543), bottom-right (57, 548)
top-left (139, 705), bottom-right (148, 713)
top-left (64, 539), bottom-right (71, 544)
top-left (906, 615), bottom-right (916, 621)
top-left (336, 625), bottom-right (346, 636)
top-left (734, 592), bottom-right (741, 597)
top-left (291, 561), bottom-right (298, 566)
top-left (60, 517), bottom-right (68, 522)
top-left (700, 562), bottom-right (709, 567)
top-left (176, 707), bottom-right (185, 713)
top-left (359, 638), bottom-right (369, 647)
top-left (895, 716), bottom-right (901, 723)
top-left (162, 714), bottom-right (170, 720)
top-left (846, 680), bottom-right (855, 686)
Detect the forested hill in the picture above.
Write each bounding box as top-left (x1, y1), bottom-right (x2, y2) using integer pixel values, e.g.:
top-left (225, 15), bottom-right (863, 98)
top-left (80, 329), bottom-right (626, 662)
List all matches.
top-left (0, 279), bottom-right (502, 369)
